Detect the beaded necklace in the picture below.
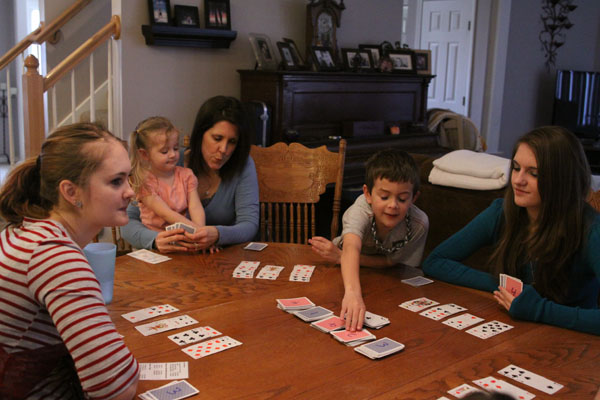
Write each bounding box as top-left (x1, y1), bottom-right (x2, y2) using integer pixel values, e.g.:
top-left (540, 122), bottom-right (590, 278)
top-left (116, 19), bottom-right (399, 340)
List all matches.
top-left (370, 211), bottom-right (412, 254)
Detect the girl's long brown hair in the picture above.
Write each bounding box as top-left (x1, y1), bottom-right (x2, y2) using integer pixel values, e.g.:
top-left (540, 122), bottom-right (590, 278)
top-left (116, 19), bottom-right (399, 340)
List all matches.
top-left (489, 126), bottom-right (592, 302)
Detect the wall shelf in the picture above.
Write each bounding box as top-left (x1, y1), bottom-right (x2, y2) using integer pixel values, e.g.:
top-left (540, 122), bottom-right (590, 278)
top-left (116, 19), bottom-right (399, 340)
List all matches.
top-left (141, 25), bottom-right (237, 48)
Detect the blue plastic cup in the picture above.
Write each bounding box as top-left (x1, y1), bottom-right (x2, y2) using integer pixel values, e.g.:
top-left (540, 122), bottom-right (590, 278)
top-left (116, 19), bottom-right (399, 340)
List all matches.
top-left (83, 242), bottom-right (117, 304)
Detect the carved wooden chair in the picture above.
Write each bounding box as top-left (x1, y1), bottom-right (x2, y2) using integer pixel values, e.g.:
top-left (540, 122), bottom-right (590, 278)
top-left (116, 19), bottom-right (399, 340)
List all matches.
top-left (250, 140), bottom-right (346, 244)
top-left (112, 226), bottom-right (132, 256)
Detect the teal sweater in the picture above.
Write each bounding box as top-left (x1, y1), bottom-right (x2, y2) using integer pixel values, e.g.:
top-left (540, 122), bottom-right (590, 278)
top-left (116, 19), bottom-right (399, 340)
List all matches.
top-left (423, 199), bottom-right (600, 336)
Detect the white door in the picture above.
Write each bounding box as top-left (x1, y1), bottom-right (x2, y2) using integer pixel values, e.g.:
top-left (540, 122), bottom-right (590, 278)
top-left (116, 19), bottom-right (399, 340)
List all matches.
top-left (420, 0), bottom-right (474, 115)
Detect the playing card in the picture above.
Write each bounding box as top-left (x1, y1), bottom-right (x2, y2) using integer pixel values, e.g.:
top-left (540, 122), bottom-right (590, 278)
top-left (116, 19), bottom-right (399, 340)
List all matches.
top-left (167, 326), bottom-right (222, 346)
top-left (276, 297), bottom-right (315, 311)
top-left (473, 376), bottom-right (535, 400)
top-left (331, 328), bottom-right (376, 346)
top-left (498, 364), bottom-right (564, 395)
top-left (419, 303), bottom-right (467, 321)
top-left (363, 311), bottom-right (390, 329)
top-left (446, 383), bottom-right (483, 399)
top-left (127, 249), bottom-right (171, 264)
top-left (232, 261), bottom-right (260, 278)
top-left (505, 275), bottom-right (523, 297)
top-left (181, 336), bottom-right (242, 359)
top-left (289, 264), bottom-right (316, 282)
top-left (310, 315), bottom-right (346, 333)
top-left (293, 306), bottom-right (334, 322)
top-left (165, 223), bottom-right (196, 234)
top-left (441, 313), bottom-right (484, 330)
top-left (466, 320), bottom-right (513, 339)
top-left (122, 304), bottom-right (179, 323)
top-left (148, 380), bottom-right (199, 400)
top-left (436, 397), bottom-right (452, 400)
top-left (135, 315), bottom-right (199, 336)
top-left (399, 297), bottom-right (440, 312)
top-left (401, 276), bottom-right (434, 287)
top-left (354, 337), bottom-right (404, 359)
top-left (256, 265), bottom-right (284, 280)
top-left (243, 242), bottom-right (268, 251)
top-left (139, 362), bottom-right (188, 380)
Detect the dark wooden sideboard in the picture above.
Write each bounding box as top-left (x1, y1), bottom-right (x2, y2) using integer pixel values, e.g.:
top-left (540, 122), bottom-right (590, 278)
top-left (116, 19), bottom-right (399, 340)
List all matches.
top-left (238, 70), bottom-right (446, 187)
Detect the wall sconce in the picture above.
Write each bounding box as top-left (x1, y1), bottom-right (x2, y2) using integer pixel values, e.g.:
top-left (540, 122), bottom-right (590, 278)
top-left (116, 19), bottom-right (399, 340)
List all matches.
top-left (539, 0), bottom-right (577, 69)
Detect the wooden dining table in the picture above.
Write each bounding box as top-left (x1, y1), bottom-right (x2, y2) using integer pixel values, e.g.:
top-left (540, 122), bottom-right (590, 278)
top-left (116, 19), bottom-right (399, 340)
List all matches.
top-left (107, 242), bottom-right (600, 399)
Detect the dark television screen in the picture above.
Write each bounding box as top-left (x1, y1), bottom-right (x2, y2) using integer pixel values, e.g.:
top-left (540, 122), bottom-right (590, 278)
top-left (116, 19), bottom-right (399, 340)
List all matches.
top-left (552, 70), bottom-right (600, 142)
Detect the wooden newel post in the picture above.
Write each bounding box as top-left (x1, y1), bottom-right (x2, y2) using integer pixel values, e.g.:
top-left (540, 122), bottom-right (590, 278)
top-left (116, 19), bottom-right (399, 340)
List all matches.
top-left (22, 54), bottom-right (45, 158)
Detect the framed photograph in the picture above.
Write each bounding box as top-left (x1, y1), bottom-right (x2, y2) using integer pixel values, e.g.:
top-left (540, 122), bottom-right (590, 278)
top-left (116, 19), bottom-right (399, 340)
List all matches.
top-left (310, 46), bottom-right (338, 71)
top-left (174, 5), bottom-right (200, 27)
top-left (148, 0), bottom-right (171, 25)
top-left (277, 41), bottom-right (301, 70)
top-left (283, 38), bottom-right (306, 69)
top-left (358, 44), bottom-right (381, 68)
top-left (204, 0), bottom-right (231, 30)
top-left (414, 49), bottom-right (432, 75)
top-left (387, 50), bottom-right (416, 73)
top-left (341, 48), bottom-right (373, 71)
top-left (249, 33), bottom-right (278, 71)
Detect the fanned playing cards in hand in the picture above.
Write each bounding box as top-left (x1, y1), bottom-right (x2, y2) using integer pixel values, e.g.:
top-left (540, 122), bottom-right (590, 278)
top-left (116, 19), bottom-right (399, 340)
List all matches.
top-left (135, 315), bottom-right (198, 336)
top-left (354, 337), bottom-right (405, 359)
top-left (232, 261), bottom-right (260, 278)
top-left (500, 273), bottom-right (523, 297)
top-left (122, 304), bottom-right (178, 323)
top-left (181, 336), bottom-right (242, 359)
top-left (167, 326), bottom-right (222, 346)
top-left (289, 264), bottom-right (316, 282)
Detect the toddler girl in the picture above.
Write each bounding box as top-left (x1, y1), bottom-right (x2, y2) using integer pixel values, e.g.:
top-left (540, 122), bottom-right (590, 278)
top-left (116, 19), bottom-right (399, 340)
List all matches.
top-left (130, 116), bottom-right (205, 232)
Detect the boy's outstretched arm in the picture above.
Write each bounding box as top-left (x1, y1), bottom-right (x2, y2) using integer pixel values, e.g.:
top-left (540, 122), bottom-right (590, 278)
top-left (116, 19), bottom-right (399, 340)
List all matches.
top-left (339, 233), bottom-right (366, 332)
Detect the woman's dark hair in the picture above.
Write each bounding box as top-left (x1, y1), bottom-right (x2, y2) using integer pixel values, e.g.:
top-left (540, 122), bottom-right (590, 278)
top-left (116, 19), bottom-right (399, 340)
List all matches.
top-left (188, 96), bottom-right (250, 181)
top-left (489, 126), bottom-right (592, 302)
top-left (0, 122), bottom-right (119, 224)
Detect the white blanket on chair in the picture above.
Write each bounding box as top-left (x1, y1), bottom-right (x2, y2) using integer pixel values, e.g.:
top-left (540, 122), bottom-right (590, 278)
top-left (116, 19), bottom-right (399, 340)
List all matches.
top-left (429, 150), bottom-right (511, 190)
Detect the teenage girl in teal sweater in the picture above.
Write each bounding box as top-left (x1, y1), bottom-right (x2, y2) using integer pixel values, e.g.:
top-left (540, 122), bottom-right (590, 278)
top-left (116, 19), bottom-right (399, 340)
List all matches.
top-left (423, 126), bottom-right (600, 335)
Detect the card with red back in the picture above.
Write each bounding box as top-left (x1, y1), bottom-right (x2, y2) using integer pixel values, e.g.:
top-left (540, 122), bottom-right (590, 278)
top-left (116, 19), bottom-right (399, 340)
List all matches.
top-left (311, 315), bottom-right (346, 332)
top-left (276, 297), bottom-right (315, 310)
top-left (331, 328), bottom-right (374, 343)
top-left (504, 275), bottom-right (523, 297)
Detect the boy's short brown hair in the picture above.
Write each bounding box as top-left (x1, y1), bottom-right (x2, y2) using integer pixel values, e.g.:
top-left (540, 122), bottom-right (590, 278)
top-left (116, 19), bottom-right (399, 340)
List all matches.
top-left (364, 150), bottom-right (420, 194)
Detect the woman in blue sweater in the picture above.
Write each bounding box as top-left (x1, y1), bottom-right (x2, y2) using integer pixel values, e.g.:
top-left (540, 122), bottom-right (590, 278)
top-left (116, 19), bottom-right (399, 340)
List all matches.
top-left (423, 126), bottom-right (599, 335)
top-left (121, 96), bottom-right (259, 252)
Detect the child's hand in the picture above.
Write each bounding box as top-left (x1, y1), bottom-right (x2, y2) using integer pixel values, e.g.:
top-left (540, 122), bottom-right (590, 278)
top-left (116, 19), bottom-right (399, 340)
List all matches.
top-left (340, 291), bottom-right (366, 332)
top-left (493, 286), bottom-right (516, 311)
top-left (308, 236), bottom-right (342, 264)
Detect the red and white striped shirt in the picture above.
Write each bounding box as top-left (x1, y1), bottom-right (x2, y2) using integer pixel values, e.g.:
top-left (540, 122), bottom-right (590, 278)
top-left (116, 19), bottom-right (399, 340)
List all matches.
top-left (0, 218), bottom-right (138, 399)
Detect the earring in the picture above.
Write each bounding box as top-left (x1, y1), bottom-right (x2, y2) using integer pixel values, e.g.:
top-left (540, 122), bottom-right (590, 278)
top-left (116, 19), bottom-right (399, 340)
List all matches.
top-left (75, 201), bottom-right (82, 208)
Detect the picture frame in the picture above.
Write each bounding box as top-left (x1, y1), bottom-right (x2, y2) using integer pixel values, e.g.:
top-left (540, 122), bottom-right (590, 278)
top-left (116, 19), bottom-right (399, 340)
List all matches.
top-left (174, 5), bottom-right (200, 28)
top-left (310, 46), bottom-right (339, 71)
top-left (204, 0), bottom-right (231, 30)
top-left (341, 48), bottom-right (373, 71)
top-left (249, 33), bottom-right (278, 71)
top-left (148, 0), bottom-right (171, 25)
top-left (277, 41), bottom-right (301, 70)
top-left (283, 38), bottom-right (306, 69)
top-left (387, 50), bottom-right (416, 73)
top-left (358, 44), bottom-right (381, 68)
top-left (414, 49), bottom-right (432, 75)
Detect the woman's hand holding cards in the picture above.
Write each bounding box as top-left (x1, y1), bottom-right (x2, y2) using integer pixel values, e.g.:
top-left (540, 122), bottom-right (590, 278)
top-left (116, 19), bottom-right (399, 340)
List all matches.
top-left (155, 229), bottom-right (189, 253)
top-left (341, 291), bottom-right (366, 332)
top-left (493, 286), bottom-right (516, 311)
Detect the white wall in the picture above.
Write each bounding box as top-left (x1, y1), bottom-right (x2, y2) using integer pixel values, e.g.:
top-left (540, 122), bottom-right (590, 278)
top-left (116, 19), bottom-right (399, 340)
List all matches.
top-left (120, 0), bottom-right (403, 140)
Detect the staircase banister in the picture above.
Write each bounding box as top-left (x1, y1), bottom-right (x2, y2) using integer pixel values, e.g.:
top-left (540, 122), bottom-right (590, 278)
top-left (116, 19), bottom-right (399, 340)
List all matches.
top-left (44, 15), bottom-right (121, 91)
top-left (0, 25), bottom-right (42, 71)
top-left (32, 0), bottom-right (93, 44)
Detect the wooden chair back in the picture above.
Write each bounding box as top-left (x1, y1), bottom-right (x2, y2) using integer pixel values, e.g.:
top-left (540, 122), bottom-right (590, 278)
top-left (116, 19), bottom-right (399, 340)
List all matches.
top-left (112, 226), bottom-right (132, 256)
top-left (250, 140), bottom-right (346, 244)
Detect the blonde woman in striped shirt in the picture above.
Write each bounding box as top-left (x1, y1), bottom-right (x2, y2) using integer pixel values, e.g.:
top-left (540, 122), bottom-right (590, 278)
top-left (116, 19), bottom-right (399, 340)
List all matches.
top-left (0, 123), bottom-right (139, 399)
